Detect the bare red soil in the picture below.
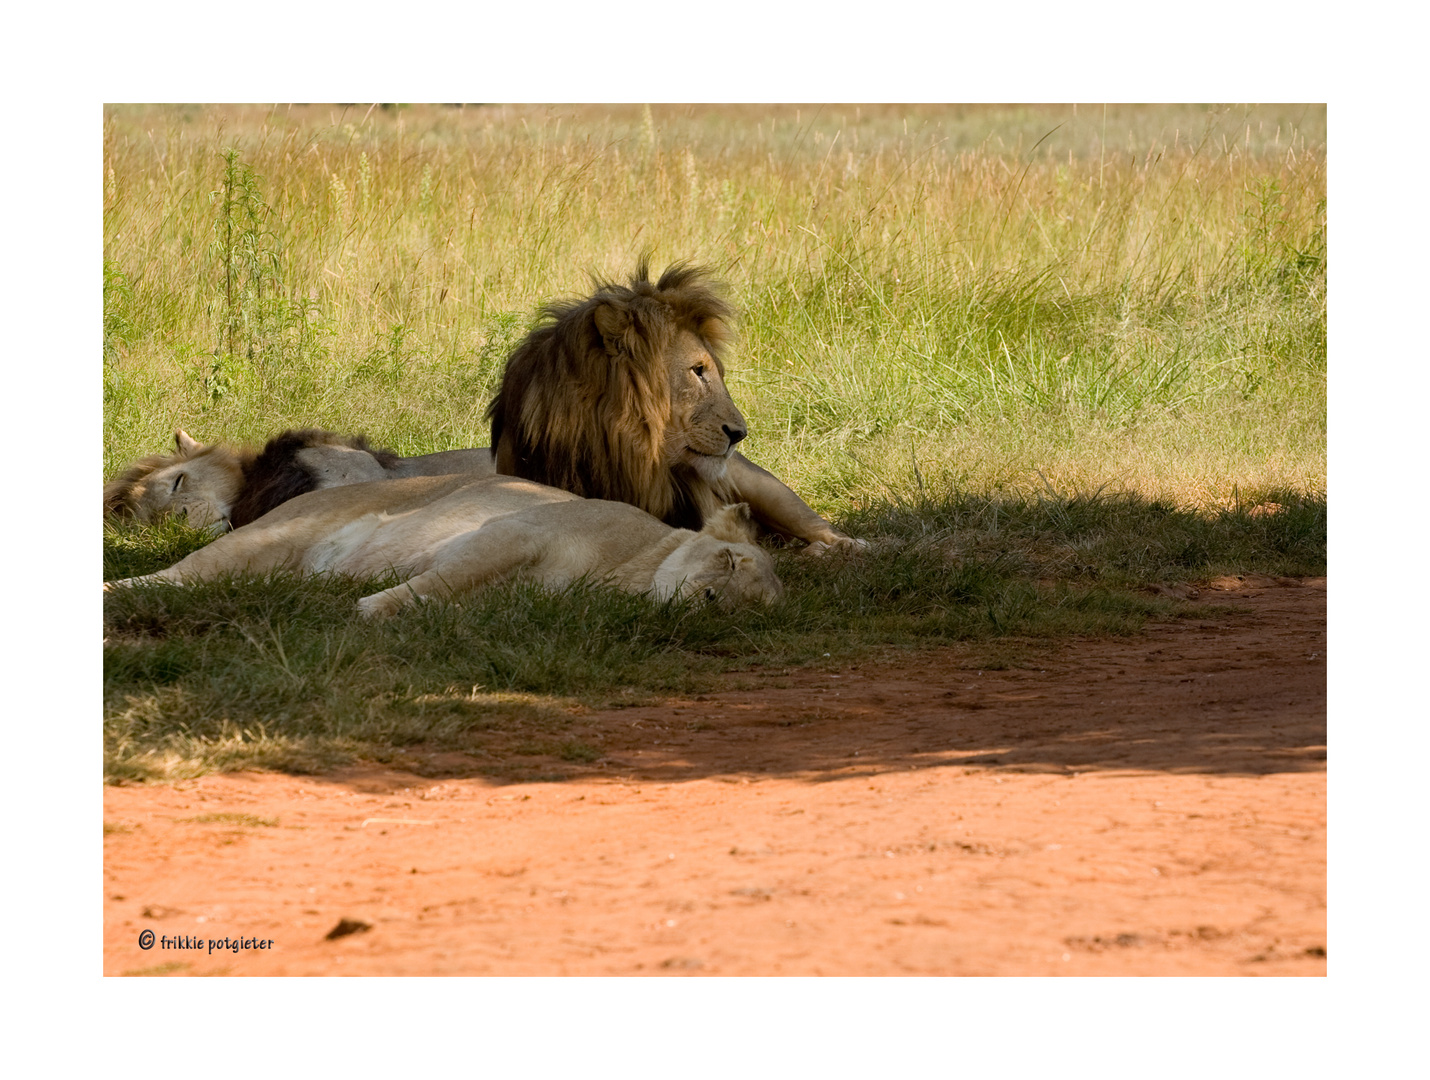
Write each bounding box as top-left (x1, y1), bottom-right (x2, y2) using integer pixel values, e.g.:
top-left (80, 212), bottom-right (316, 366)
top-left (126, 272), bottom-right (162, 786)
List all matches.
top-left (104, 576), bottom-right (1325, 976)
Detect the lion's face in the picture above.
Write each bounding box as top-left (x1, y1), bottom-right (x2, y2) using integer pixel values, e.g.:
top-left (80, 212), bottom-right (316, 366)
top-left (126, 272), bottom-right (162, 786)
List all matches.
top-left (125, 454), bottom-right (238, 531)
top-left (663, 329), bottom-right (748, 486)
top-left (488, 262), bottom-right (752, 528)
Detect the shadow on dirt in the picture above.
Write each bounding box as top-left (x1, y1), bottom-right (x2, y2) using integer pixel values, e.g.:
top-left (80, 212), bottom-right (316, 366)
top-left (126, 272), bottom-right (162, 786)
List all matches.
top-left (297, 580), bottom-right (1326, 790)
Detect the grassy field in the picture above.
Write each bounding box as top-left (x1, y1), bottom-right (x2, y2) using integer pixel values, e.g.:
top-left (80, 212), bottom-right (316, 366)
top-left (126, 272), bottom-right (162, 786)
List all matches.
top-left (103, 103), bottom-right (1326, 781)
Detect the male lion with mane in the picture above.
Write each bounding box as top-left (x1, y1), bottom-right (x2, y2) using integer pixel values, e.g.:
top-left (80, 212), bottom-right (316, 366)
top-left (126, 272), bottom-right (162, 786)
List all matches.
top-left (105, 474), bottom-right (783, 619)
top-left (488, 259), bottom-right (861, 551)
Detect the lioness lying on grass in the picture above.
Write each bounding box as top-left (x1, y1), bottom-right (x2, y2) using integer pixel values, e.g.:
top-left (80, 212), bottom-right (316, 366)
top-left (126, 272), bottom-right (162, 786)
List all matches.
top-left (105, 474), bottom-right (784, 618)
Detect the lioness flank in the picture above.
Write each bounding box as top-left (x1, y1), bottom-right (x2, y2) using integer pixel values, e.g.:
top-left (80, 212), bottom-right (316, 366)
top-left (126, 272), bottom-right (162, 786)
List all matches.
top-left (104, 474), bottom-right (784, 618)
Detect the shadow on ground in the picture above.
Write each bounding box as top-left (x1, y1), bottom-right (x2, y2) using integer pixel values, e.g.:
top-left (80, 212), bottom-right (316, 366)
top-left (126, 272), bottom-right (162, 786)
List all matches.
top-left (303, 578), bottom-right (1326, 790)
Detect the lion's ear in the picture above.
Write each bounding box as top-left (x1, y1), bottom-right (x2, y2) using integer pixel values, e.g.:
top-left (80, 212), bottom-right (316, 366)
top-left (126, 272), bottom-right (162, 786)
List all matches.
top-left (696, 315), bottom-right (730, 351)
top-left (175, 430), bottom-right (202, 455)
top-left (594, 303), bottom-right (631, 354)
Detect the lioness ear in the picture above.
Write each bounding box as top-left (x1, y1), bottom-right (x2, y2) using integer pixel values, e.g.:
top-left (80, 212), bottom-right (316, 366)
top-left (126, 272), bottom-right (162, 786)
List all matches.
top-left (175, 430), bottom-right (202, 455)
top-left (594, 303), bottom-right (631, 354)
top-left (703, 503), bottom-right (758, 543)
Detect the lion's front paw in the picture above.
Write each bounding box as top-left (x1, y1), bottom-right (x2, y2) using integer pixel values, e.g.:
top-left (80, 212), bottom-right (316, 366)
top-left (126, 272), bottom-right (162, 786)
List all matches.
top-left (804, 535), bottom-right (868, 556)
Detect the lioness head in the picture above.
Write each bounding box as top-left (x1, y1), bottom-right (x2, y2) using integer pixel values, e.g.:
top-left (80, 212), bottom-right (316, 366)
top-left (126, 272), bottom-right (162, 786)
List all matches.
top-left (652, 503), bottom-right (784, 609)
top-left (488, 260), bottom-right (747, 530)
top-left (103, 431), bottom-right (243, 532)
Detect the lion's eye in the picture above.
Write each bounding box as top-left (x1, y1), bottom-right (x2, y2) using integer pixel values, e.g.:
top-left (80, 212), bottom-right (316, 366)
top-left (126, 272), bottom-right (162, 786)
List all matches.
top-left (692, 364), bottom-right (706, 379)
top-left (171, 474), bottom-right (185, 494)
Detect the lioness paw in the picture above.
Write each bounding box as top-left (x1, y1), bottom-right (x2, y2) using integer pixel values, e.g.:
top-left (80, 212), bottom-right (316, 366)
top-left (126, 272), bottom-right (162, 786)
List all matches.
top-left (356, 593), bottom-right (400, 620)
top-left (104, 575), bottom-right (166, 590)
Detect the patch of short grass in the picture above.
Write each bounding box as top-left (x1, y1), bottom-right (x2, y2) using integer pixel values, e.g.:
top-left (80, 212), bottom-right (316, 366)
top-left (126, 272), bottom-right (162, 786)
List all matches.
top-left (104, 517), bottom-right (218, 581)
top-left (103, 490), bottom-right (1324, 781)
top-left (840, 486), bottom-right (1327, 583)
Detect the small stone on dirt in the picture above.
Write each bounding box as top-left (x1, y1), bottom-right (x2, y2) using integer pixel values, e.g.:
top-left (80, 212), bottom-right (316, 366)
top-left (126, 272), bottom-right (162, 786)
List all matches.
top-left (325, 918), bottom-right (372, 941)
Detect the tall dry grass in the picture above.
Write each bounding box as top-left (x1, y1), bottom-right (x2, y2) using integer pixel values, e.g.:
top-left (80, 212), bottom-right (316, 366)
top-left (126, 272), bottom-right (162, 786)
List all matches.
top-left (103, 103), bottom-right (1325, 512)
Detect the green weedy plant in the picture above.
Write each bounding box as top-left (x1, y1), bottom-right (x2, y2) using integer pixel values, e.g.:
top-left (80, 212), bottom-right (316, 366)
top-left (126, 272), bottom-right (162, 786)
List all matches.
top-left (205, 149), bottom-right (288, 403)
top-left (103, 260), bottom-right (138, 420)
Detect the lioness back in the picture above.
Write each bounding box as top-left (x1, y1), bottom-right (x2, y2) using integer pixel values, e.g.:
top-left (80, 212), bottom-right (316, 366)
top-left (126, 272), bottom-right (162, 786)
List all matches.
top-left (108, 475), bottom-right (575, 586)
top-left (351, 497), bottom-right (782, 619)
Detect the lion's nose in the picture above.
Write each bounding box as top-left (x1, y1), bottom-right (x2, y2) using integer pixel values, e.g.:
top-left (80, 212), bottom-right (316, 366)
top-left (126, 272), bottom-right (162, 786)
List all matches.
top-left (723, 424), bottom-right (746, 447)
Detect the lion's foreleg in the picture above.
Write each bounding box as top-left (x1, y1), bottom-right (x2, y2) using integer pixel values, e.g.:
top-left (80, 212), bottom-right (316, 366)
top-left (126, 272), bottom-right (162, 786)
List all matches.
top-left (105, 524), bottom-right (305, 592)
top-left (355, 521), bottom-right (545, 619)
top-left (727, 452), bottom-right (861, 550)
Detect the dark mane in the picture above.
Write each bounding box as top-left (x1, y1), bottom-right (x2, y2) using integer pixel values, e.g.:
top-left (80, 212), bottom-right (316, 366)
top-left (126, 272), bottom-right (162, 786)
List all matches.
top-left (228, 429), bottom-right (399, 528)
top-left (486, 258), bottom-right (736, 529)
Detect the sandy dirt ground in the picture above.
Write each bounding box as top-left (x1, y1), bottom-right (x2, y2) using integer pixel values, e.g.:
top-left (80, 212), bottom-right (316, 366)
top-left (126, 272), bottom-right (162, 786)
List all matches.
top-left (104, 576), bottom-right (1325, 976)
